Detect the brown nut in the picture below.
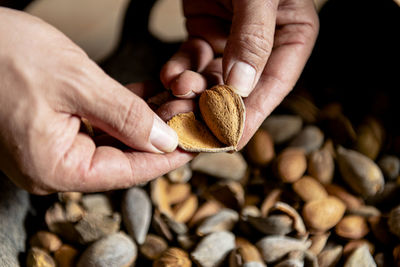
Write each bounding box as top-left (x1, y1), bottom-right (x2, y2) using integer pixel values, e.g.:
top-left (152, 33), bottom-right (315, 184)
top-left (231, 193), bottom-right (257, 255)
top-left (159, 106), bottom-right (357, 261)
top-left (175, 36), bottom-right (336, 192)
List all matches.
top-left (29, 231), bottom-right (62, 253)
top-left (292, 176), bottom-right (328, 202)
top-left (199, 85), bottom-right (245, 148)
top-left (54, 244), bottom-right (79, 267)
top-left (246, 129), bottom-right (275, 166)
top-left (275, 148), bottom-right (307, 183)
top-left (335, 215), bottom-right (369, 239)
top-left (302, 196), bottom-right (346, 232)
top-left (153, 247), bottom-right (191, 267)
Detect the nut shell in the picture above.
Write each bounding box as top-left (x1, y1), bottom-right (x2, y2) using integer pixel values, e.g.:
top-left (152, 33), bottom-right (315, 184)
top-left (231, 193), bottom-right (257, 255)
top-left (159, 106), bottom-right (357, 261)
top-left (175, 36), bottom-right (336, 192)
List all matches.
top-left (199, 85), bottom-right (245, 148)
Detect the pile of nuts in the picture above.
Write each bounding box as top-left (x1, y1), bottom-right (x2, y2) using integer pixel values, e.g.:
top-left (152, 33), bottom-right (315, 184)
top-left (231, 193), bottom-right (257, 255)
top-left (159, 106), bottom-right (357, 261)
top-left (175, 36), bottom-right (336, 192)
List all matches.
top-left (25, 89), bottom-right (400, 267)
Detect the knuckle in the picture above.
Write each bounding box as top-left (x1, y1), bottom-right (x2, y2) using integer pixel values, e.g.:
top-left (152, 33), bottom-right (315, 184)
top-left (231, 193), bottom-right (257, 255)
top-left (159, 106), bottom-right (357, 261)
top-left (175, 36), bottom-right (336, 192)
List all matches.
top-left (118, 97), bottom-right (147, 138)
top-left (233, 27), bottom-right (273, 69)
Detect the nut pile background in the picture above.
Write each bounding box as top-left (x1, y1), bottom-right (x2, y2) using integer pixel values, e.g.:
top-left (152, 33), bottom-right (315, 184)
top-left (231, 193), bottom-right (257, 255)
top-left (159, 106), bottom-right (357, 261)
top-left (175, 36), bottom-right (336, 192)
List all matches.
top-left (25, 92), bottom-right (400, 267)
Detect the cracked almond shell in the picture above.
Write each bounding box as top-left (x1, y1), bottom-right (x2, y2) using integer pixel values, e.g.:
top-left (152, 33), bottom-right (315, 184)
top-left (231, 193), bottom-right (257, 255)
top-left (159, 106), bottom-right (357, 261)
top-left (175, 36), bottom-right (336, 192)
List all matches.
top-left (167, 85), bottom-right (245, 152)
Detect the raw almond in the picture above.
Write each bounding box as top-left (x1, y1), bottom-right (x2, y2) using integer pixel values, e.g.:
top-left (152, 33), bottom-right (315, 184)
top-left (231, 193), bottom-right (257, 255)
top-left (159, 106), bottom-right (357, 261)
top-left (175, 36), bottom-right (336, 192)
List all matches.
top-left (151, 177), bottom-right (173, 217)
top-left (199, 85), bottom-right (245, 148)
top-left (168, 85), bottom-right (245, 152)
top-left (325, 184), bottom-right (363, 210)
top-left (275, 148), bottom-right (307, 183)
top-left (173, 194), bottom-right (198, 223)
top-left (308, 147), bottom-right (335, 185)
top-left (335, 215), bottom-right (369, 239)
top-left (302, 196), bottom-right (346, 232)
top-left (29, 231), bottom-right (62, 253)
top-left (153, 247), bottom-right (191, 267)
top-left (235, 237), bottom-right (265, 263)
top-left (245, 129), bottom-right (275, 166)
top-left (292, 176), bottom-right (328, 202)
top-left (168, 183), bottom-right (191, 205)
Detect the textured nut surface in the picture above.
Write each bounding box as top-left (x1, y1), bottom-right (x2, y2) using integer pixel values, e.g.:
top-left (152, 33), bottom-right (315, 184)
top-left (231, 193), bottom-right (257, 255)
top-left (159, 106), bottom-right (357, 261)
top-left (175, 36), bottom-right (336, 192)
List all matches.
top-left (153, 247), bottom-right (191, 267)
top-left (199, 85), bottom-right (245, 147)
top-left (168, 112), bottom-right (230, 152)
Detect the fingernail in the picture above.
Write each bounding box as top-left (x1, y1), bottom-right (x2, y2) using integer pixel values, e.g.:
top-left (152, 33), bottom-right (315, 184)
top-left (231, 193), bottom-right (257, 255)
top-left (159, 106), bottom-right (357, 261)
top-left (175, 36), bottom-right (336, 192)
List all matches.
top-left (150, 115), bottom-right (178, 153)
top-left (227, 62), bottom-right (256, 97)
top-left (175, 91), bottom-right (197, 98)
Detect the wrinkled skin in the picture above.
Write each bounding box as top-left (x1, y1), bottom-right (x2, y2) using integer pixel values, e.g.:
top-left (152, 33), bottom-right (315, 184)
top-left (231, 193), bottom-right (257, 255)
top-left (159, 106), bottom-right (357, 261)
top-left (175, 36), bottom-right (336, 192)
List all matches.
top-left (0, 8), bottom-right (192, 194)
top-left (0, 0), bottom-right (318, 194)
top-left (161, 0), bottom-right (319, 148)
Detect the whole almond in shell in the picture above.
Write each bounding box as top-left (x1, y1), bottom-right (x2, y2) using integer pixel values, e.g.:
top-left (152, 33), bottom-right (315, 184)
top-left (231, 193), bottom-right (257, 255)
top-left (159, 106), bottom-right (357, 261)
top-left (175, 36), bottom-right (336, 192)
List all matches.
top-left (336, 146), bottom-right (384, 197)
top-left (188, 200), bottom-right (222, 227)
top-left (199, 85), bottom-right (245, 148)
top-left (302, 196), bottom-right (346, 232)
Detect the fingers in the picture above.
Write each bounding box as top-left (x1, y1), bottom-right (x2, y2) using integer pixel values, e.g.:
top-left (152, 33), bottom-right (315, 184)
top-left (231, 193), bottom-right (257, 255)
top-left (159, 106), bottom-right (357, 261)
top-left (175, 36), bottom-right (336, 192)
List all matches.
top-left (53, 133), bottom-right (193, 192)
top-left (161, 39), bottom-right (213, 98)
top-left (53, 99), bottom-right (197, 193)
top-left (238, 11), bottom-right (318, 148)
top-left (223, 0), bottom-right (279, 97)
top-left (170, 70), bottom-right (207, 98)
top-left (157, 99), bottom-right (197, 121)
top-left (66, 66), bottom-right (178, 154)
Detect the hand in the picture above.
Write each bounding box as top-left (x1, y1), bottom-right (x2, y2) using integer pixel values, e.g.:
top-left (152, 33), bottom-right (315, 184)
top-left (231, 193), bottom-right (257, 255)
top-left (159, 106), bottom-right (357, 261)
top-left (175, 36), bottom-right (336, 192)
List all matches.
top-left (0, 8), bottom-right (192, 194)
top-left (160, 0), bottom-right (319, 146)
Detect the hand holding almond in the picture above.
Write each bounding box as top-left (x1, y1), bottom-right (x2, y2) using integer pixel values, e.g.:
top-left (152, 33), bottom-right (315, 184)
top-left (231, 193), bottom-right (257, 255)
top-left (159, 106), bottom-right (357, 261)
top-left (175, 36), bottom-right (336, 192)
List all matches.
top-left (161, 0), bottom-right (319, 147)
top-left (0, 8), bottom-right (192, 194)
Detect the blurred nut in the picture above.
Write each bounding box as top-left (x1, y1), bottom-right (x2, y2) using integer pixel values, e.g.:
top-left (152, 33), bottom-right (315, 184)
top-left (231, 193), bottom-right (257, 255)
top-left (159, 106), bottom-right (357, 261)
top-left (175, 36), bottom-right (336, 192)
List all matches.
top-left (275, 148), bottom-right (307, 183)
top-left (302, 196), bottom-right (346, 232)
top-left (335, 215), bottom-right (369, 239)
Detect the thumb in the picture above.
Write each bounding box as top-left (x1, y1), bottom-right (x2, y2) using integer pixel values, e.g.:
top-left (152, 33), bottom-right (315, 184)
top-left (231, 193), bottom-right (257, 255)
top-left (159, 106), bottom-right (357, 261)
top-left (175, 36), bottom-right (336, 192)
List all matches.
top-left (68, 67), bottom-right (178, 153)
top-left (223, 0), bottom-right (278, 97)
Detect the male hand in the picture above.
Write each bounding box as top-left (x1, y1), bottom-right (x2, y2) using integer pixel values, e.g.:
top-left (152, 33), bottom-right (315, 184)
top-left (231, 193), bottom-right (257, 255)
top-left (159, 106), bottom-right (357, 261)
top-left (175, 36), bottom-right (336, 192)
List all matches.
top-left (160, 0), bottom-right (319, 147)
top-left (0, 8), bottom-right (192, 194)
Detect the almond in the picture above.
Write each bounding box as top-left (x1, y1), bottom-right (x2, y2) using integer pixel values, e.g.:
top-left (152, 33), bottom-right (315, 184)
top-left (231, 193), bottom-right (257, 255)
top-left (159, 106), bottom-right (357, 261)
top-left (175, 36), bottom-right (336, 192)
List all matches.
top-left (199, 85), bottom-right (245, 148)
